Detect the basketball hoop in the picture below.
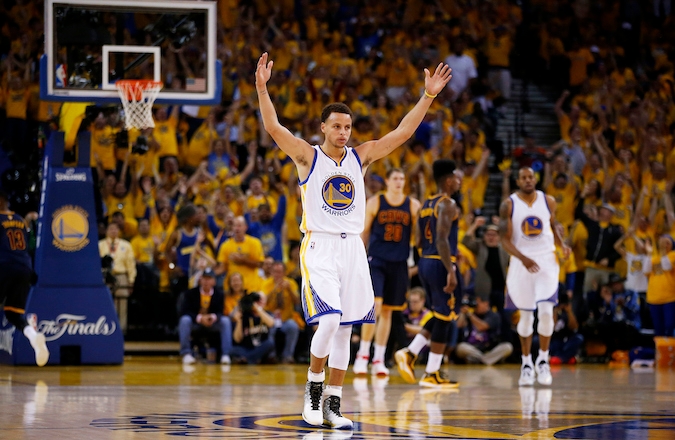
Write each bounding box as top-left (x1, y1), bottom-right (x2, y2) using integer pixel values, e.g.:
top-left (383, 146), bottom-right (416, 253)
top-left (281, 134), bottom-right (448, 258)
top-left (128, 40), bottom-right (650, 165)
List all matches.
top-left (115, 80), bottom-right (163, 130)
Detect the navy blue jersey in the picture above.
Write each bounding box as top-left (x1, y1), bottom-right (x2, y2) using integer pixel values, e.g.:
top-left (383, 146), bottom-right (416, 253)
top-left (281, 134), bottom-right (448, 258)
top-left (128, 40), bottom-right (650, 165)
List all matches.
top-left (0, 211), bottom-right (32, 269)
top-left (175, 228), bottom-right (199, 273)
top-left (368, 194), bottom-right (412, 262)
top-left (418, 194), bottom-right (458, 259)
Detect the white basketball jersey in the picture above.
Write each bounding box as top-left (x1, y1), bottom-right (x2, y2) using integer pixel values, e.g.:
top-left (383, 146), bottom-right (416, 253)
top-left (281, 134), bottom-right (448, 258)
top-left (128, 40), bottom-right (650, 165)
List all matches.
top-left (509, 190), bottom-right (555, 257)
top-left (299, 145), bottom-right (366, 235)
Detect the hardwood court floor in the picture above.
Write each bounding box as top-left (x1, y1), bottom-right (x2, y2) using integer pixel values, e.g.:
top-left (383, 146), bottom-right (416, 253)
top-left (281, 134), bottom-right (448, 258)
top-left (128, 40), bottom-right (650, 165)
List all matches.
top-left (1, 357), bottom-right (675, 439)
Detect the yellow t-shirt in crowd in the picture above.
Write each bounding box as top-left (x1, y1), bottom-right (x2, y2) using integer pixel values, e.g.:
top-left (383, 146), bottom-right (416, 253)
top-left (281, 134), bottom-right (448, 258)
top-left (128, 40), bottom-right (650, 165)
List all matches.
top-left (461, 172), bottom-right (489, 212)
top-left (183, 124), bottom-right (217, 168)
top-left (646, 251), bottom-right (675, 305)
top-left (4, 87), bottom-right (30, 119)
top-left (556, 245), bottom-right (578, 283)
top-left (217, 235), bottom-right (265, 292)
top-left (487, 33), bottom-right (512, 68)
top-left (153, 113), bottom-right (179, 157)
top-left (570, 220), bottom-right (588, 271)
top-left (545, 182), bottom-right (577, 229)
top-left (568, 48), bottom-right (594, 86)
top-left (131, 235), bottom-right (155, 264)
top-left (246, 194), bottom-right (277, 214)
top-left (90, 125), bottom-right (117, 170)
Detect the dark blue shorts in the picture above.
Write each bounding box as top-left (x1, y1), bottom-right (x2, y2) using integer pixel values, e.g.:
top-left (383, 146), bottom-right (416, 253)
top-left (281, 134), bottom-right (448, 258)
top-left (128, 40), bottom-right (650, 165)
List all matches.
top-left (418, 257), bottom-right (462, 320)
top-left (369, 256), bottom-right (408, 309)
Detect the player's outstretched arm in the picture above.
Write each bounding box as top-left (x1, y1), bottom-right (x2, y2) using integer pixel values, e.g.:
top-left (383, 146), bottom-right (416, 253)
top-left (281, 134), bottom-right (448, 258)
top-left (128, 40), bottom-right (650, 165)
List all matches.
top-left (255, 53), bottom-right (314, 170)
top-left (355, 63), bottom-right (452, 168)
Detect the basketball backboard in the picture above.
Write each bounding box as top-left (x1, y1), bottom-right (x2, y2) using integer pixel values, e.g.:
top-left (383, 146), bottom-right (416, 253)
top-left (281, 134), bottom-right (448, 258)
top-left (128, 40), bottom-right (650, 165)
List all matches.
top-left (42, 0), bottom-right (221, 105)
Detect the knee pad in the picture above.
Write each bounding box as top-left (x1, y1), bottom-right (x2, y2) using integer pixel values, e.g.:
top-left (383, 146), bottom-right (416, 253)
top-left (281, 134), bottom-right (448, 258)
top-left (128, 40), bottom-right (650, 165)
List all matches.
top-left (430, 318), bottom-right (452, 344)
top-left (537, 302), bottom-right (555, 337)
top-left (310, 313), bottom-right (341, 359)
top-left (327, 325), bottom-right (352, 371)
top-left (517, 310), bottom-right (535, 338)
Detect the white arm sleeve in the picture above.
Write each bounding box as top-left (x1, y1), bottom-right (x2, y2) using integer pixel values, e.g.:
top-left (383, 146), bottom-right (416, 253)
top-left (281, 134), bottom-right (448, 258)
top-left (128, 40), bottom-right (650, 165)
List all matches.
top-left (662, 255), bottom-right (673, 271)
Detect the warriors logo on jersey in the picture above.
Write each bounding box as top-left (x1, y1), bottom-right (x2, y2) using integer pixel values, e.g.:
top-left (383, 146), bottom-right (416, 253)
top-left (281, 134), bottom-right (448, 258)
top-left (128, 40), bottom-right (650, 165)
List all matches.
top-left (322, 175), bottom-right (355, 211)
top-left (521, 216), bottom-right (544, 238)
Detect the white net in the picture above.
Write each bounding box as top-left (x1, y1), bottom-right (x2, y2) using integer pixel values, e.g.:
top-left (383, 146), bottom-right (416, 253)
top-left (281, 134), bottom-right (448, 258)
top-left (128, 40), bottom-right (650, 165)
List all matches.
top-left (115, 80), bottom-right (163, 130)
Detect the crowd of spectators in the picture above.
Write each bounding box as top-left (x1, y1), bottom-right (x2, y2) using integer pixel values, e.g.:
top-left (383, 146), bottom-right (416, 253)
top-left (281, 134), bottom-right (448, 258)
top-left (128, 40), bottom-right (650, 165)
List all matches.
top-left (1, 1), bottom-right (674, 366)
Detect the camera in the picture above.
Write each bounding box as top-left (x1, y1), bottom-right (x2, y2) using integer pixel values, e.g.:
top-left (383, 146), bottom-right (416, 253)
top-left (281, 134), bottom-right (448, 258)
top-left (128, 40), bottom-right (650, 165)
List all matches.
top-left (239, 292), bottom-right (261, 315)
top-left (101, 255), bottom-right (116, 288)
top-left (101, 255), bottom-right (113, 270)
top-left (132, 135), bottom-right (150, 155)
top-left (114, 130), bottom-right (149, 155)
top-left (461, 297), bottom-right (477, 308)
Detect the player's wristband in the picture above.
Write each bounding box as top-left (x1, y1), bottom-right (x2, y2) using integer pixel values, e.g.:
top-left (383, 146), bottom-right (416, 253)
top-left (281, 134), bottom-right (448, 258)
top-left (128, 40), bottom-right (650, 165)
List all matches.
top-left (424, 89), bottom-right (437, 99)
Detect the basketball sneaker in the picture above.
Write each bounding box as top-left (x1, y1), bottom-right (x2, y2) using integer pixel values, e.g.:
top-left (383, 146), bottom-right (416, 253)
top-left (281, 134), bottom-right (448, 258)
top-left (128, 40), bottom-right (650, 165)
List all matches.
top-left (302, 381), bottom-right (324, 426)
top-left (352, 354), bottom-right (369, 375)
top-left (418, 371), bottom-right (459, 389)
top-left (322, 395), bottom-right (353, 429)
top-left (23, 314), bottom-right (49, 367)
top-left (394, 348), bottom-right (417, 384)
top-left (182, 353), bottom-right (196, 365)
top-left (535, 358), bottom-right (552, 385)
top-left (518, 364), bottom-right (536, 386)
top-left (370, 359), bottom-right (389, 377)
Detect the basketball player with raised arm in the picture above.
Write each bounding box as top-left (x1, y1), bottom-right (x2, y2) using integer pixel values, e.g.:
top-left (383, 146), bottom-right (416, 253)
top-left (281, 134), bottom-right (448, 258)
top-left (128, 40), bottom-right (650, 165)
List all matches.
top-left (395, 160), bottom-right (462, 388)
top-left (256, 52), bottom-right (451, 429)
top-left (499, 167), bottom-right (570, 386)
top-left (353, 168), bottom-right (420, 377)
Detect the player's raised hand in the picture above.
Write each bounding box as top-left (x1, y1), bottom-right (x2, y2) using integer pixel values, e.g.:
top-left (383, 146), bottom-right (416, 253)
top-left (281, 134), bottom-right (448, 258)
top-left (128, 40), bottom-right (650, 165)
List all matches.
top-left (424, 63), bottom-right (452, 97)
top-left (255, 52), bottom-right (274, 89)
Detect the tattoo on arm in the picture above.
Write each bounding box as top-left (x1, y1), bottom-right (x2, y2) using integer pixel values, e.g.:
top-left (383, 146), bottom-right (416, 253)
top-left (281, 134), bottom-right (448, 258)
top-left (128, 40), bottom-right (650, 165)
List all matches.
top-left (498, 199), bottom-right (511, 239)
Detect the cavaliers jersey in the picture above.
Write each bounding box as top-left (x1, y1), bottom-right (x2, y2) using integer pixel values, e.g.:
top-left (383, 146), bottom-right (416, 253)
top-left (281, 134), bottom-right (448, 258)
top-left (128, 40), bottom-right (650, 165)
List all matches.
top-left (509, 190), bottom-right (555, 257)
top-left (175, 228), bottom-right (199, 273)
top-left (368, 194), bottom-right (412, 262)
top-left (299, 146), bottom-right (365, 235)
top-left (418, 194), bottom-right (458, 259)
top-left (0, 211), bottom-right (31, 268)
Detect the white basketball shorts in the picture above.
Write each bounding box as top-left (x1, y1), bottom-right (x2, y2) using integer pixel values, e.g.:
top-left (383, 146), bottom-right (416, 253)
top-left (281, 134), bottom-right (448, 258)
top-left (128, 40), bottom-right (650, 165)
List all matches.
top-left (299, 232), bottom-right (375, 326)
top-left (505, 252), bottom-right (560, 311)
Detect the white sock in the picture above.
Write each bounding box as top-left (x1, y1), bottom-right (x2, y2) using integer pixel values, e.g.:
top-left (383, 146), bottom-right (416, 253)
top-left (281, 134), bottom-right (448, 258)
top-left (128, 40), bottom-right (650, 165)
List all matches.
top-left (373, 344), bottom-right (386, 363)
top-left (307, 368), bottom-right (325, 383)
top-left (23, 325), bottom-right (36, 341)
top-left (324, 385), bottom-right (342, 398)
top-left (357, 341), bottom-right (371, 358)
top-left (537, 350), bottom-right (549, 363)
top-left (426, 352), bottom-right (443, 374)
top-left (408, 334), bottom-right (429, 356)
top-left (522, 354), bottom-right (533, 367)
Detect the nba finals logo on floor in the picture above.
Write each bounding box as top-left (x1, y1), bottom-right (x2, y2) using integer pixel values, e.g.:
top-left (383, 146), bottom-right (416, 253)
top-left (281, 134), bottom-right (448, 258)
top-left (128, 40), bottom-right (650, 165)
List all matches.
top-left (521, 216), bottom-right (543, 238)
top-left (51, 205), bottom-right (89, 252)
top-left (322, 174), bottom-right (356, 215)
top-left (91, 409), bottom-right (675, 439)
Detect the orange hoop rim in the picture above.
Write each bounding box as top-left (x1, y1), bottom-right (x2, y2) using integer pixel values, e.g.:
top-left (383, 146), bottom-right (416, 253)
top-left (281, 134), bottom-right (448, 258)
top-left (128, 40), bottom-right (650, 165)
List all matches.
top-left (115, 79), bottom-right (163, 101)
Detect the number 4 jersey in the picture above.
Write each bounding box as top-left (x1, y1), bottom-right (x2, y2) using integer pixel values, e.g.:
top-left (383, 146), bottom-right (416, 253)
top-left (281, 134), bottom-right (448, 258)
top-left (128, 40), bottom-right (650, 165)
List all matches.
top-left (0, 210), bottom-right (32, 268)
top-left (418, 194), bottom-right (459, 259)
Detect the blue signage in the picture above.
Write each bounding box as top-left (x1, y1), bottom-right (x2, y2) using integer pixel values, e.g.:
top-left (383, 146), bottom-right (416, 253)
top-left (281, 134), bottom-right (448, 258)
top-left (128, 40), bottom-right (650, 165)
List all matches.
top-left (0, 132), bottom-right (123, 365)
